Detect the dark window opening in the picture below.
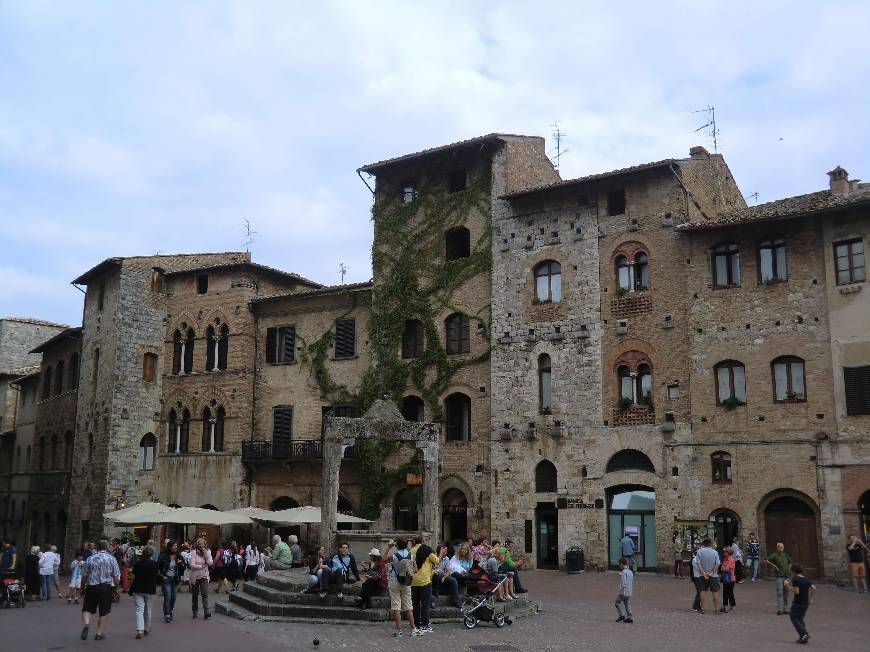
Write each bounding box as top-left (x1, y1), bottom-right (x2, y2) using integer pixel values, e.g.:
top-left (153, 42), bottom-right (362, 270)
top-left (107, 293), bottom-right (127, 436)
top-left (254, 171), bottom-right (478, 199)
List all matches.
top-left (402, 320), bottom-right (424, 359)
top-left (445, 313), bottom-right (470, 355)
top-left (54, 360), bottom-right (64, 395)
top-left (449, 169), bottom-right (467, 193)
top-left (607, 189), bottom-right (626, 216)
top-left (402, 181), bottom-right (417, 204)
top-left (334, 319), bottom-right (356, 359)
top-left (535, 459), bottom-right (557, 492)
top-left (711, 451), bottom-right (732, 483)
top-left (843, 366), bottom-right (870, 415)
top-left (69, 353), bottom-right (79, 389)
top-left (42, 366), bottom-right (52, 399)
top-left (605, 449), bottom-right (655, 473)
top-left (445, 226), bottom-right (471, 260)
top-left (444, 393), bottom-right (471, 442)
top-left (196, 274), bottom-right (209, 294)
top-left (139, 433), bottom-right (156, 470)
top-left (266, 325), bottom-right (296, 364)
top-left (401, 395), bottom-right (425, 422)
top-left (272, 406), bottom-right (293, 453)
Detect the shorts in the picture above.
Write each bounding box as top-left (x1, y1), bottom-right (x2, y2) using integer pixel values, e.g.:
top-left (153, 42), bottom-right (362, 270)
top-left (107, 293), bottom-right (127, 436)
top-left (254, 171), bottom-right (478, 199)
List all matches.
top-left (82, 584), bottom-right (114, 616)
top-left (699, 577), bottom-right (720, 592)
top-left (211, 567), bottom-right (225, 581)
top-left (69, 578), bottom-right (82, 589)
top-left (388, 582), bottom-right (412, 612)
top-left (850, 562), bottom-right (866, 578)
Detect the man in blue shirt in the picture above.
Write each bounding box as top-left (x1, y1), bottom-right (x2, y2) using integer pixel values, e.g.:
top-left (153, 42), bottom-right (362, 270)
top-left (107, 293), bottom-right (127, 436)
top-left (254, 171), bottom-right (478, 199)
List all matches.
top-left (619, 533), bottom-right (637, 573)
top-left (0, 539), bottom-right (17, 572)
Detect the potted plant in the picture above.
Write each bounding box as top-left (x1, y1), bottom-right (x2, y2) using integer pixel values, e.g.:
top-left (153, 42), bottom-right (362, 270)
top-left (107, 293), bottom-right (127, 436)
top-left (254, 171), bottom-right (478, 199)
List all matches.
top-left (720, 396), bottom-right (744, 410)
top-left (618, 397), bottom-right (634, 411)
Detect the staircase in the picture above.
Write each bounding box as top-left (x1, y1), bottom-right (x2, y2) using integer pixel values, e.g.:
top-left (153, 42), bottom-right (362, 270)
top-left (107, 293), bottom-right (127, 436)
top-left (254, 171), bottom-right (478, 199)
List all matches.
top-left (215, 569), bottom-right (541, 625)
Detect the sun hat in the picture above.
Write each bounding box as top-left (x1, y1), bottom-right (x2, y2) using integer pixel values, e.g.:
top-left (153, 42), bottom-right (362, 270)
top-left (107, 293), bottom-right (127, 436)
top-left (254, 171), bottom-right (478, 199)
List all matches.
top-left (369, 547), bottom-right (381, 557)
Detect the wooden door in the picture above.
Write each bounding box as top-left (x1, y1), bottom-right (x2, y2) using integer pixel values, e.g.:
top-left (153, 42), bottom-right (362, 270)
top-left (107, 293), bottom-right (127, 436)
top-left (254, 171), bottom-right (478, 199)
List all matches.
top-left (764, 514), bottom-right (820, 578)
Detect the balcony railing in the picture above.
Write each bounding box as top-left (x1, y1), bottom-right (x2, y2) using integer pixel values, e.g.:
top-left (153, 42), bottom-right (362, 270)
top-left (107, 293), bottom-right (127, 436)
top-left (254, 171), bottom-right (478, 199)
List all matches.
top-left (242, 439), bottom-right (360, 462)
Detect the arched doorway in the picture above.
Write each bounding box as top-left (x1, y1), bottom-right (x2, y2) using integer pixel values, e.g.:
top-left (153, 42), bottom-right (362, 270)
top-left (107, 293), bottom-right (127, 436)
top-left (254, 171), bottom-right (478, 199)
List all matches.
top-left (763, 494), bottom-right (820, 578)
top-left (606, 449), bottom-right (655, 474)
top-left (441, 488), bottom-right (468, 544)
top-left (607, 485), bottom-right (656, 570)
top-left (709, 509), bottom-right (740, 548)
top-left (394, 487), bottom-right (420, 532)
top-left (271, 496), bottom-right (300, 541)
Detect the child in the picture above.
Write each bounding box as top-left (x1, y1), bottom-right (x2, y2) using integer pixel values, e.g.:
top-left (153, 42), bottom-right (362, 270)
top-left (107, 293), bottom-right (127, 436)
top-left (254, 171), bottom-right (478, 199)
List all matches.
top-left (67, 553), bottom-right (84, 604)
top-left (614, 557), bottom-right (634, 623)
top-left (785, 563), bottom-right (815, 644)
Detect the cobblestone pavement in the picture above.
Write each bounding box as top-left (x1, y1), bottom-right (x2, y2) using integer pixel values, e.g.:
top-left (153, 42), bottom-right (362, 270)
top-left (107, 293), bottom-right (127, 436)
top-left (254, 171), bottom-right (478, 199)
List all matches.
top-left (3, 571), bottom-right (868, 651)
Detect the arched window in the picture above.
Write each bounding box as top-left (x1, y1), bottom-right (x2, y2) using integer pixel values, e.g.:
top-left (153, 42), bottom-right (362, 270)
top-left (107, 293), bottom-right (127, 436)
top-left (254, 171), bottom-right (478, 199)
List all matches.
top-left (202, 406), bottom-right (225, 452)
top-left (172, 330), bottom-right (182, 375)
top-left (38, 436), bottom-right (46, 471)
top-left (139, 433), bottom-right (156, 471)
top-left (42, 366), bottom-right (52, 399)
top-left (184, 329), bottom-right (194, 373)
top-left (444, 393), bottom-right (471, 443)
top-left (445, 226), bottom-right (470, 260)
top-left (759, 238), bottom-right (787, 282)
top-left (402, 320), bottom-right (424, 359)
top-left (206, 326), bottom-right (216, 370)
top-left (49, 434), bottom-right (59, 470)
top-left (711, 451), bottom-right (732, 483)
top-left (394, 487), bottom-right (419, 531)
top-left (180, 409), bottom-right (190, 452)
top-left (634, 252), bottom-right (649, 290)
top-left (616, 255), bottom-right (631, 291)
top-left (538, 353), bottom-right (552, 413)
top-left (637, 363), bottom-right (652, 404)
top-left (401, 395), bottom-right (424, 422)
top-left (54, 360), bottom-right (64, 395)
top-left (168, 410), bottom-right (177, 452)
top-left (715, 360), bottom-right (746, 405)
top-left (218, 324), bottom-right (229, 370)
top-left (214, 406), bottom-right (225, 452)
top-left (535, 459), bottom-right (557, 493)
top-left (445, 313), bottom-right (469, 355)
top-left (168, 408), bottom-right (190, 453)
top-left (606, 449), bottom-right (655, 473)
top-left (534, 261), bottom-right (562, 302)
top-left (69, 353), bottom-right (79, 389)
top-left (64, 431), bottom-right (73, 469)
top-left (713, 243), bottom-right (741, 288)
top-left (206, 324), bottom-right (229, 371)
top-left (618, 365), bottom-right (633, 401)
top-left (772, 356), bottom-right (806, 402)
top-left (201, 407), bottom-right (212, 451)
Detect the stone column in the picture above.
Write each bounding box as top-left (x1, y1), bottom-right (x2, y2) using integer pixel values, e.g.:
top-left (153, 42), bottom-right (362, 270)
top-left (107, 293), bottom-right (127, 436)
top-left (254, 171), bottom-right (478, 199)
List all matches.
top-left (320, 439), bottom-right (344, 554)
top-left (419, 440), bottom-right (440, 542)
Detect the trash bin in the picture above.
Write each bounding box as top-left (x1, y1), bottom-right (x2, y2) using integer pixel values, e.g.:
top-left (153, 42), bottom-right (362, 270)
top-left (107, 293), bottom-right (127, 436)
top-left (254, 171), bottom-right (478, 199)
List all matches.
top-left (566, 546), bottom-right (584, 574)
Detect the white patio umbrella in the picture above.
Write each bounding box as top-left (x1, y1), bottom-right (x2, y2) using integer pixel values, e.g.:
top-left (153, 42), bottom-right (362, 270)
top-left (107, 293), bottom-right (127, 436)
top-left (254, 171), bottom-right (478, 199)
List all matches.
top-left (227, 506), bottom-right (279, 521)
top-left (267, 505), bottom-right (372, 525)
top-left (153, 506), bottom-right (253, 525)
top-left (103, 502), bottom-right (173, 523)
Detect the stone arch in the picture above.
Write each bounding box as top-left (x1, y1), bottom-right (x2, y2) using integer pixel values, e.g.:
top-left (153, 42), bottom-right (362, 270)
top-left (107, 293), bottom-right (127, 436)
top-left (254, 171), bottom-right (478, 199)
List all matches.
top-left (535, 459), bottom-right (558, 492)
top-left (606, 449), bottom-right (656, 474)
top-left (197, 387), bottom-right (233, 417)
top-left (709, 507), bottom-right (741, 547)
top-left (757, 488), bottom-right (822, 578)
top-left (201, 309), bottom-right (232, 331)
top-left (439, 473), bottom-right (475, 506)
top-left (610, 239), bottom-right (652, 264)
top-left (169, 314), bottom-right (198, 338)
top-left (610, 337), bottom-right (657, 362)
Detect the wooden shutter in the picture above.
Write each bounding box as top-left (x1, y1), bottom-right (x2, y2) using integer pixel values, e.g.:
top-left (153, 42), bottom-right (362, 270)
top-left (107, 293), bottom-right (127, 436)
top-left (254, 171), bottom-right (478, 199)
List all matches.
top-left (446, 315), bottom-right (459, 354)
top-left (460, 315), bottom-right (469, 353)
top-left (844, 366), bottom-right (870, 415)
top-left (273, 407), bottom-right (293, 447)
top-left (266, 327), bottom-right (277, 363)
top-left (334, 319), bottom-right (356, 359)
top-left (281, 326), bottom-right (296, 363)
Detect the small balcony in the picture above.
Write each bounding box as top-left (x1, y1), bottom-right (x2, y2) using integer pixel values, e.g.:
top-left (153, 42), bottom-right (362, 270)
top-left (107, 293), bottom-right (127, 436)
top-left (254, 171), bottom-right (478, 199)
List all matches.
top-left (242, 439), bottom-right (360, 463)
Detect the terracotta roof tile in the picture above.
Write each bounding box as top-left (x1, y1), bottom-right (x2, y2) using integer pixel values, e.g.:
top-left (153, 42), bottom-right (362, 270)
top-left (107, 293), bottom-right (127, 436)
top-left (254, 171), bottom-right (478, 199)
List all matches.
top-left (164, 262), bottom-right (321, 288)
top-left (251, 281), bottom-right (373, 306)
top-left (358, 133), bottom-right (532, 173)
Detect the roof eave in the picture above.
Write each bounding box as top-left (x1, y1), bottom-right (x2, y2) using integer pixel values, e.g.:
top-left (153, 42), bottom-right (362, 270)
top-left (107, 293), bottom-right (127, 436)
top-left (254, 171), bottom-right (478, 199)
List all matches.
top-left (71, 258), bottom-right (122, 285)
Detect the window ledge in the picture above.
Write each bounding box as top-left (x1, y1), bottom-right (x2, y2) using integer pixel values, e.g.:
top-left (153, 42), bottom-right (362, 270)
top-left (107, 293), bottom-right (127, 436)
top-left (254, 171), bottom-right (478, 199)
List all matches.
top-left (775, 399), bottom-right (807, 405)
top-left (268, 361), bottom-right (298, 366)
top-left (331, 355), bottom-right (359, 361)
top-left (758, 279), bottom-right (788, 286)
top-left (712, 284), bottom-right (741, 291)
top-left (444, 440), bottom-right (473, 446)
top-left (838, 284), bottom-right (863, 295)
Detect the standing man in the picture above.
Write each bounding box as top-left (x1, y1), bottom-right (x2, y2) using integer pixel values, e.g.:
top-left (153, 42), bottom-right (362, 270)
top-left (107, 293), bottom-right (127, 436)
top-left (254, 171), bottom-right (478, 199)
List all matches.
top-left (263, 534), bottom-right (293, 570)
top-left (619, 531), bottom-right (638, 573)
top-left (846, 534), bottom-right (867, 593)
top-left (0, 539), bottom-right (17, 573)
top-left (745, 532), bottom-right (760, 581)
top-left (80, 539), bottom-right (121, 641)
top-left (384, 538), bottom-right (416, 637)
top-left (695, 537), bottom-right (721, 614)
top-left (784, 563), bottom-right (815, 644)
top-left (764, 542), bottom-right (792, 615)
top-left (731, 538), bottom-right (744, 583)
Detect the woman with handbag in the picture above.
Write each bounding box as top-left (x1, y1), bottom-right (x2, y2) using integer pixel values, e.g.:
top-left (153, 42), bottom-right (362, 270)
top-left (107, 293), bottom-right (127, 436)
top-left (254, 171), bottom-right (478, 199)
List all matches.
top-left (157, 540), bottom-right (184, 623)
top-left (358, 548), bottom-right (387, 609)
top-left (721, 546), bottom-right (737, 612)
top-left (129, 545), bottom-right (159, 639)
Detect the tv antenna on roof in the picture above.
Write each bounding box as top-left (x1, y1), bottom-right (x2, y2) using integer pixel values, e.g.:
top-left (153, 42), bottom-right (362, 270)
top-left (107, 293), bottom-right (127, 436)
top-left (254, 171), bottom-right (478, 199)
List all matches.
top-left (243, 219), bottom-right (257, 252)
top-left (549, 121), bottom-right (569, 169)
top-left (745, 192), bottom-right (759, 204)
top-left (693, 106), bottom-right (719, 152)
top-left (339, 262), bottom-right (347, 284)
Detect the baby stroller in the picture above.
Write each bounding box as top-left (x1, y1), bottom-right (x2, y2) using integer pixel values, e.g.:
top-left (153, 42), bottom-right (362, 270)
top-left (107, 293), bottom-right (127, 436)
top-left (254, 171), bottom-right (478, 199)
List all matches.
top-left (1, 570), bottom-right (27, 608)
top-left (460, 574), bottom-right (512, 629)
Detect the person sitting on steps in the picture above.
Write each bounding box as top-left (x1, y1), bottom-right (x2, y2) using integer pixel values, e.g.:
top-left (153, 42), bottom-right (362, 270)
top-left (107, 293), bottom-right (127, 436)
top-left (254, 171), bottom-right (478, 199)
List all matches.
top-left (329, 542), bottom-right (360, 599)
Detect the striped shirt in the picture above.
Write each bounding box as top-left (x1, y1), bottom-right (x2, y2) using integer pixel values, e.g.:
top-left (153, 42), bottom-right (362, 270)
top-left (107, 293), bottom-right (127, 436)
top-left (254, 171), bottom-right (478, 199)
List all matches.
top-left (83, 551), bottom-right (120, 586)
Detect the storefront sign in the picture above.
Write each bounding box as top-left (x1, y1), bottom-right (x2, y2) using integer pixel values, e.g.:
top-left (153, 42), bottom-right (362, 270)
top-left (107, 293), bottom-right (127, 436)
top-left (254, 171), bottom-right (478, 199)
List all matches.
top-left (405, 473), bottom-right (423, 486)
top-left (565, 498), bottom-right (598, 509)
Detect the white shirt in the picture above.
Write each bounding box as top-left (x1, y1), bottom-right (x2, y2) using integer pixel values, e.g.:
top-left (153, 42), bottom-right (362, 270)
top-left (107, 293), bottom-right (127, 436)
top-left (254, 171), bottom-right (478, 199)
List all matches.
top-left (245, 545), bottom-right (260, 566)
top-left (731, 542), bottom-right (743, 562)
top-left (445, 555), bottom-right (466, 575)
top-left (38, 550), bottom-right (58, 575)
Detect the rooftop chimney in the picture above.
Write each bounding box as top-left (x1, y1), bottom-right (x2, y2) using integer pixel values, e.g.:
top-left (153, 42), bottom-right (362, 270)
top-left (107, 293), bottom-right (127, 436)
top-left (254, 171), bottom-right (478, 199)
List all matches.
top-left (828, 166), bottom-right (850, 195)
top-left (689, 146), bottom-right (710, 160)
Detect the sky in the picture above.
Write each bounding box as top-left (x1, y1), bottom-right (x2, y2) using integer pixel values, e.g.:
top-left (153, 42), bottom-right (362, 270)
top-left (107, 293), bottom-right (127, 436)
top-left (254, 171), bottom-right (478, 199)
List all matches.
top-left (1, 1), bottom-right (869, 326)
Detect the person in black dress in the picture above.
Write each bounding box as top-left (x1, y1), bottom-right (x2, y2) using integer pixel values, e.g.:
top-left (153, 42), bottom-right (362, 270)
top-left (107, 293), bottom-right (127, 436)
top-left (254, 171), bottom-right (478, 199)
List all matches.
top-left (24, 546), bottom-right (40, 601)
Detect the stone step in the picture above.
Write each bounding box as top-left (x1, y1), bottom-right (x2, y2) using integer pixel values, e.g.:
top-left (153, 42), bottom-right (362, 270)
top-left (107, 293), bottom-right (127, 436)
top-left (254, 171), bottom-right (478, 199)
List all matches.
top-left (228, 590), bottom-right (390, 622)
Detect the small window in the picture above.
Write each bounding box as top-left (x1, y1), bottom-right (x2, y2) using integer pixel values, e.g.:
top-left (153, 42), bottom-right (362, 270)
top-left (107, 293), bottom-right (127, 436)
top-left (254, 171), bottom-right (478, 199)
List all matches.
top-left (711, 451), bottom-right (732, 483)
top-left (139, 433), bottom-right (156, 471)
top-left (445, 313), bottom-right (470, 355)
top-left (618, 365), bottom-right (633, 401)
top-left (445, 226), bottom-right (471, 260)
top-left (402, 320), bottom-right (424, 359)
top-left (667, 384), bottom-right (680, 399)
top-left (834, 239), bottom-right (865, 285)
top-left (196, 274), bottom-right (209, 294)
top-left (759, 238), bottom-right (787, 283)
top-left (534, 261), bottom-right (562, 302)
top-left (97, 283), bottom-right (105, 312)
top-left (607, 189), bottom-right (626, 216)
top-left (535, 460), bottom-right (557, 493)
top-left (444, 393), bottom-right (471, 442)
top-left (401, 395), bottom-right (425, 422)
top-left (843, 366), bottom-right (870, 415)
top-left (715, 360), bottom-right (746, 405)
top-left (334, 319), bottom-right (356, 359)
top-left (616, 255), bottom-right (631, 291)
top-left (449, 169), bottom-right (467, 193)
top-left (772, 356), bottom-right (806, 402)
top-left (402, 181), bottom-right (417, 204)
top-left (634, 252), bottom-right (649, 290)
top-left (713, 243), bottom-right (741, 288)
top-left (266, 325), bottom-right (296, 363)
top-left (142, 352), bottom-right (158, 381)
top-left (538, 353), bottom-right (552, 413)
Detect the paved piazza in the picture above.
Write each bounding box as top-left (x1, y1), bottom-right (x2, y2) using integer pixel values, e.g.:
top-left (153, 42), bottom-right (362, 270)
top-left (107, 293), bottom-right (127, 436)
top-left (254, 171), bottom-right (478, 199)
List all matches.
top-left (3, 571), bottom-right (868, 651)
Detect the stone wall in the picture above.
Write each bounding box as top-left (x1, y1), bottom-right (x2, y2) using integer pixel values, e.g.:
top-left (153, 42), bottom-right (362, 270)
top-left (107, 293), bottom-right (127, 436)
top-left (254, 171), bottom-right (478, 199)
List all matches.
top-left (0, 318), bottom-right (66, 374)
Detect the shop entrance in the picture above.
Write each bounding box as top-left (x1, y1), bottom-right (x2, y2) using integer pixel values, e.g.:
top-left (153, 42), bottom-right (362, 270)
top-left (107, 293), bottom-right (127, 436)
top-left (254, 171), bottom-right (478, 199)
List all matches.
top-left (607, 486), bottom-right (656, 570)
top-left (535, 502), bottom-right (559, 569)
top-left (441, 488), bottom-right (468, 544)
top-left (764, 495), bottom-right (820, 578)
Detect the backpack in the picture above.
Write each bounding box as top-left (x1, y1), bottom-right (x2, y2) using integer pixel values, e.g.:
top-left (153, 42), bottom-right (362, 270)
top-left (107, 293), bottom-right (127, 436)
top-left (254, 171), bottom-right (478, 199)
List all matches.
top-left (395, 550), bottom-right (416, 586)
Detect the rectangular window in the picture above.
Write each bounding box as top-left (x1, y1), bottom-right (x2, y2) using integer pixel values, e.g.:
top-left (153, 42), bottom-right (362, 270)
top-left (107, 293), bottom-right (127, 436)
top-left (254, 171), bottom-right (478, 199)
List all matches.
top-left (334, 319), bottom-right (356, 359)
top-left (449, 169), bottom-right (467, 193)
top-left (607, 190), bottom-right (626, 216)
top-left (272, 407), bottom-right (293, 452)
top-left (402, 181), bottom-right (417, 204)
top-left (266, 326), bottom-right (296, 363)
top-left (196, 274), bottom-right (209, 294)
top-left (834, 239), bottom-right (865, 285)
top-left (844, 366), bottom-right (870, 415)
top-left (525, 520), bottom-right (533, 554)
top-left (142, 352), bottom-right (158, 381)
top-left (759, 239), bottom-right (787, 283)
top-left (667, 384), bottom-right (680, 399)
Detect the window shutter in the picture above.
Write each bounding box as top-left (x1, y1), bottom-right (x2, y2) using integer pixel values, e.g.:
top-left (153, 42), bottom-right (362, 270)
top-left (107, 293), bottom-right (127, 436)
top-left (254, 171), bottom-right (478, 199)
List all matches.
top-left (273, 408), bottom-right (293, 449)
top-left (460, 316), bottom-right (470, 353)
top-left (446, 317), bottom-right (458, 354)
top-left (281, 326), bottom-right (296, 363)
top-left (266, 327), bottom-right (277, 363)
top-left (844, 367), bottom-right (870, 415)
top-left (334, 319), bottom-right (356, 359)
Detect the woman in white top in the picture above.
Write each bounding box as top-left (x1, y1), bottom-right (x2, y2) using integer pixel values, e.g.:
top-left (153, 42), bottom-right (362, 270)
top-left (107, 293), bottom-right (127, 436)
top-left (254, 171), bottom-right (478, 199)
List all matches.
top-left (244, 543), bottom-right (261, 581)
top-left (37, 546), bottom-right (59, 601)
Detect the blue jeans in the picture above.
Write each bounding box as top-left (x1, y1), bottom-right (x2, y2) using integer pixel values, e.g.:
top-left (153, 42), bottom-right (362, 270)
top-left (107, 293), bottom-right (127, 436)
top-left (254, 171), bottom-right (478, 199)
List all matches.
top-left (433, 572), bottom-right (462, 606)
top-left (162, 579), bottom-right (177, 617)
top-left (790, 605), bottom-right (808, 638)
top-left (40, 574), bottom-right (53, 599)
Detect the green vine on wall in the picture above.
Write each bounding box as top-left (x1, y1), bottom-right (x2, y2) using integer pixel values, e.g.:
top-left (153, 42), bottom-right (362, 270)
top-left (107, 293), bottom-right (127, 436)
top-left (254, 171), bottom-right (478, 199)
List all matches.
top-left (298, 163), bottom-right (493, 519)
